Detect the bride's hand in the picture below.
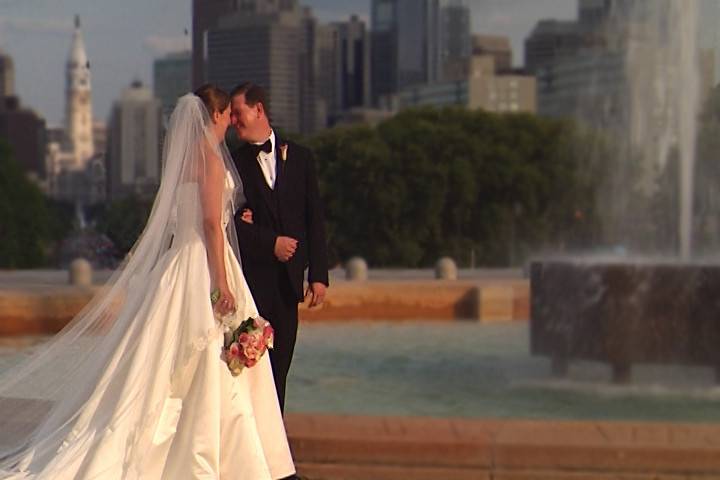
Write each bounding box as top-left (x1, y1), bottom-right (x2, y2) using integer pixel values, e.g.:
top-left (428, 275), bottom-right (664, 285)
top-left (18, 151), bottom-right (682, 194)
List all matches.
top-left (214, 284), bottom-right (236, 316)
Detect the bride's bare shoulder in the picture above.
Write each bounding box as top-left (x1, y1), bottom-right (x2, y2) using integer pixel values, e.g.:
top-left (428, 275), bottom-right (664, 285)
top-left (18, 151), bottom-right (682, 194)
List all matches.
top-left (200, 141), bottom-right (226, 178)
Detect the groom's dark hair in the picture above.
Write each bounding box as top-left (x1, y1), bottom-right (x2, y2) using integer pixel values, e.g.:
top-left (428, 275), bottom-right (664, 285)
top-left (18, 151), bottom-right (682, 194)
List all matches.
top-left (230, 82), bottom-right (270, 118)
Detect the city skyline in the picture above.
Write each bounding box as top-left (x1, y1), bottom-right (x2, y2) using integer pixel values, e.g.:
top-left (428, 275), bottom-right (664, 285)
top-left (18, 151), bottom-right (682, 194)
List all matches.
top-left (0, 0), bottom-right (575, 125)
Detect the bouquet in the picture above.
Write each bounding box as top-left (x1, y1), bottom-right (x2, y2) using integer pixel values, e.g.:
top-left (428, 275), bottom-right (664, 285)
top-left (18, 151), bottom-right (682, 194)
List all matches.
top-left (211, 289), bottom-right (274, 376)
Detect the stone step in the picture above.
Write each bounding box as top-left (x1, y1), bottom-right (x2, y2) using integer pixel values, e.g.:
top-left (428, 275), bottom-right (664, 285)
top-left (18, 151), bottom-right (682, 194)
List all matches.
top-left (296, 462), bottom-right (486, 480)
top-left (297, 464), bottom-right (720, 480)
top-left (286, 414), bottom-right (720, 478)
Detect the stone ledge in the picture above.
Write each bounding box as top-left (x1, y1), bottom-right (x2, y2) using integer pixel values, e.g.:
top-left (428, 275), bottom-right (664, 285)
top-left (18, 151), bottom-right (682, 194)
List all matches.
top-left (280, 280), bottom-right (528, 322)
top-left (0, 280), bottom-right (530, 335)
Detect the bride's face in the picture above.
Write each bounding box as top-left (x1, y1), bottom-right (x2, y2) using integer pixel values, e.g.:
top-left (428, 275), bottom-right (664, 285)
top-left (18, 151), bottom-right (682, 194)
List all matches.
top-left (213, 106), bottom-right (231, 140)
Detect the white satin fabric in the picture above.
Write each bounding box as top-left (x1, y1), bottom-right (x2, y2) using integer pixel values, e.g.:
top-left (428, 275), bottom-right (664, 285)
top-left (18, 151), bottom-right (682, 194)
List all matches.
top-left (1, 178), bottom-right (295, 479)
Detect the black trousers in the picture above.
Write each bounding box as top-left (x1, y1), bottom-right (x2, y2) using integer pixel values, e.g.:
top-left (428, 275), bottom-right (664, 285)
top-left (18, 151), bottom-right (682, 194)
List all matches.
top-left (259, 265), bottom-right (299, 414)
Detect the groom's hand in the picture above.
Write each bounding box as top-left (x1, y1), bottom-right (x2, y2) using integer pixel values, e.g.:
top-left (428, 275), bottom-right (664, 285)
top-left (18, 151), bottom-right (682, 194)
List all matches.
top-left (305, 282), bottom-right (326, 308)
top-left (274, 236), bottom-right (298, 262)
top-left (240, 208), bottom-right (253, 224)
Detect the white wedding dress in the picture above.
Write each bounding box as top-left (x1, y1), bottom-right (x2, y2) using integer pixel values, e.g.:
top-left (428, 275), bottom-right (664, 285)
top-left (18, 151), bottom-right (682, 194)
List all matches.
top-left (0, 95), bottom-right (295, 479)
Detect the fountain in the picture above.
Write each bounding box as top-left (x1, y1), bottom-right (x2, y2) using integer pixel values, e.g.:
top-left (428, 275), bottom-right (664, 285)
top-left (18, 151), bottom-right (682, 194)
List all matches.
top-left (530, 0), bottom-right (720, 383)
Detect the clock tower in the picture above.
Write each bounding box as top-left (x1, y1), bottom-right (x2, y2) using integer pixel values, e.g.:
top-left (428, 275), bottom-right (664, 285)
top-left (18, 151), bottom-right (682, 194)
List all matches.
top-left (65, 14), bottom-right (94, 169)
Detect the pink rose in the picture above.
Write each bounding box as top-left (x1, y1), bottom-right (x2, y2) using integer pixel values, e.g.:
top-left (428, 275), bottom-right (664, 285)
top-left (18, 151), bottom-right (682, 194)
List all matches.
top-left (228, 342), bottom-right (240, 359)
top-left (244, 343), bottom-right (259, 359)
top-left (263, 326), bottom-right (274, 349)
top-left (263, 324), bottom-right (273, 338)
top-left (237, 349), bottom-right (247, 363)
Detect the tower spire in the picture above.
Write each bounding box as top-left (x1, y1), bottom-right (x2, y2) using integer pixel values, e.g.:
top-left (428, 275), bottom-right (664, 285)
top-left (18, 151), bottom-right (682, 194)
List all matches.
top-left (65, 14), bottom-right (93, 169)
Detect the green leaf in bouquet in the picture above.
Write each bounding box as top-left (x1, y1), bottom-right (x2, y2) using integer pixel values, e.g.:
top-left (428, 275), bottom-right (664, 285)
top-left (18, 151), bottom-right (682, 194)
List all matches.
top-left (240, 318), bottom-right (254, 331)
top-left (210, 288), bottom-right (220, 305)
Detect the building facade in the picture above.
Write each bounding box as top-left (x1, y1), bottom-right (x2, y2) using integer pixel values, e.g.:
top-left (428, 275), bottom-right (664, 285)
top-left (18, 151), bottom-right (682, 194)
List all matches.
top-left (46, 15), bottom-right (104, 203)
top-left (154, 51), bottom-right (192, 124)
top-left (336, 16), bottom-right (371, 111)
top-left (440, 0), bottom-right (471, 80)
top-left (321, 15), bottom-right (372, 125)
top-left (106, 81), bottom-right (162, 201)
top-left (399, 56), bottom-right (536, 114)
top-left (473, 35), bottom-right (512, 73)
top-left (0, 96), bottom-right (46, 181)
top-left (192, 0), bottom-right (235, 89)
top-left (206, 2), bottom-right (326, 134)
top-left (65, 15), bottom-right (94, 169)
top-left (371, 0), bottom-right (442, 104)
top-left (0, 51), bottom-right (14, 97)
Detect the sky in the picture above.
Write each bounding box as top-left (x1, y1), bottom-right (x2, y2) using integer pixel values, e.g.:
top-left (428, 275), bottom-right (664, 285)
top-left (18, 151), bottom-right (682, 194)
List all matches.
top-left (0, 0), bottom-right (575, 126)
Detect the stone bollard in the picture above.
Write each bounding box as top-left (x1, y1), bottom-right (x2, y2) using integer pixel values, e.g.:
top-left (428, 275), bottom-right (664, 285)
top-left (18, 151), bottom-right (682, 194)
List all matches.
top-left (69, 258), bottom-right (93, 287)
top-left (435, 257), bottom-right (457, 280)
top-left (345, 257), bottom-right (368, 281)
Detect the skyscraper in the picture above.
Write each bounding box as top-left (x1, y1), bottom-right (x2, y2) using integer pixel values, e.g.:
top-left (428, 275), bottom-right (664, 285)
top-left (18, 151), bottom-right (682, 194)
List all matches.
top-left (313, 22), bottom-right (339, 128)
top-left (0, 51), bottom-right (14, 97)
top-left (192, 0), bottom-right (235, 89)
top-left (440, 0), bottom-right (471, 79)
top-left (0, 96), bottom-right (47, 180)
top-left (371, 0), bottom-right (442, 104)
top-left (400, 50), bottom-right (536, 114)
top-left (154, 51), bottom-right (192, 123)
top-left (370, 0), bottom-right (398, 104)
top-left (473, 35), bottom-right (512, 73)
top-left (106, 81), bottom-right (162, 201)
top-left (204, 1), bottom-right (323, 134)
top-left (524, 20), bottom-right (587, 74)
top-left (698, 0), bottom-right (720, 86)
top-left (578, 0), bottom-right (636, 27)
top-left (578, 0), bottom-right (612, 26)
top-left (443, 34), bottom-right (515, 83)
top-left (334, 15), bottom-right (371, 114)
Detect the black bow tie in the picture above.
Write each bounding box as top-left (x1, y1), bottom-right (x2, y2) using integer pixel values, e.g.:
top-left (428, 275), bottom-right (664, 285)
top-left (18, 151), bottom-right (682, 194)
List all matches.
top-left (251, 139), bottom-right (272, 156)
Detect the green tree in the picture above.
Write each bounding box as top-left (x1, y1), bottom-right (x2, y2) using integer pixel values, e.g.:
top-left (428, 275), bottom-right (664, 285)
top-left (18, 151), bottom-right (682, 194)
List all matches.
top-left (95, 195), bottom-right (153, 255)
top-left (308, 107), bottom-right (611, 267)
top-left (0, 143), bottom-right (54, 267)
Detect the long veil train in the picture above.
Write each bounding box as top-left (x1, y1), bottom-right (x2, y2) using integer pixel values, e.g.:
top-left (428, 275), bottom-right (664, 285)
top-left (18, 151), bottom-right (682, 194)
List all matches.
top-left (0, 93), bottom-right (291, 478)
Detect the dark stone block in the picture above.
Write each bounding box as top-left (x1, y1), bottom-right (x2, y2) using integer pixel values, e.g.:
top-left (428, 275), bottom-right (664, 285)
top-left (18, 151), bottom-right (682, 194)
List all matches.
top-left (530, 260), bottom-right (720, 382)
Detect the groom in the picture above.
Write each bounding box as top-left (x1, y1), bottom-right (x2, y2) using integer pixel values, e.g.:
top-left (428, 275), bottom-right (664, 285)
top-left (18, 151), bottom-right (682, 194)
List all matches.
top-left (229, 82), bottom-right (329, 414)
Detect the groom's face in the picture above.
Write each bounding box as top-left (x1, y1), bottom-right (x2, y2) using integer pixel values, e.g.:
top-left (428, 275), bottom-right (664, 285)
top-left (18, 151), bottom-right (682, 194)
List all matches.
top-left (230, 94), bottom-right (262, 141)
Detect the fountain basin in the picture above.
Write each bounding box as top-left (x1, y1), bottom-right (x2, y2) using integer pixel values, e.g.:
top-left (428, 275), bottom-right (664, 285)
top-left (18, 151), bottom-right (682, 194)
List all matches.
top-left (530, 259), bottom-right (720, 383)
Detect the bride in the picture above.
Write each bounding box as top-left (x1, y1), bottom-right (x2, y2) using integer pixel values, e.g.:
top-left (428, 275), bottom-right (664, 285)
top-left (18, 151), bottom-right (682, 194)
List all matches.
top-left (0, 85), bottom-right (296, 479)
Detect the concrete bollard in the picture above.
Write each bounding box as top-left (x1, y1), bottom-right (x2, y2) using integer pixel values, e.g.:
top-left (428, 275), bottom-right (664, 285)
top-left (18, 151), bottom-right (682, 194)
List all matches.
top-left (435, 257), bottom-right (457, 280)
top-left (69, 258), bottom-right (93, 287)
top-left (345, 257), bottom-right (368, 281)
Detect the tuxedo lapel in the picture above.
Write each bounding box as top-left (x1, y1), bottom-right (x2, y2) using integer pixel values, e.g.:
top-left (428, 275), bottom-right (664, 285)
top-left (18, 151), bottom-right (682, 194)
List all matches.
top-left (274, 134), bottom-right (289, 202)
top-left (274, 134), bottom-right (284, 190)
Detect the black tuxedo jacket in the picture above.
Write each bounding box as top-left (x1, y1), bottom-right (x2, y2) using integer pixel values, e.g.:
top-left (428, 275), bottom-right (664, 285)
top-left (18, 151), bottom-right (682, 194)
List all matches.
top-left (231, 135), bottom-right (329, 306)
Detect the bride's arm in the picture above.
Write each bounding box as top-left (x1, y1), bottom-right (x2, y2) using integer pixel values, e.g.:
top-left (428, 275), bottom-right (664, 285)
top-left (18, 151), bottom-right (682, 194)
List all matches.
top-left (200, 148), bottom-right (235, 315)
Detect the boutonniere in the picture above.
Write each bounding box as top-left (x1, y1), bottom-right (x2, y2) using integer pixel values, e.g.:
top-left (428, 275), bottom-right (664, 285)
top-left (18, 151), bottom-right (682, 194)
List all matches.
top-left (279, 143), bottom-right (288, 162)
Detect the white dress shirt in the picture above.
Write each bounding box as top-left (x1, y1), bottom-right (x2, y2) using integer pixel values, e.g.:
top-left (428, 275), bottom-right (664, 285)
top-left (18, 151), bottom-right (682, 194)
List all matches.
top-left (252, 130), bottom-right (277, 189)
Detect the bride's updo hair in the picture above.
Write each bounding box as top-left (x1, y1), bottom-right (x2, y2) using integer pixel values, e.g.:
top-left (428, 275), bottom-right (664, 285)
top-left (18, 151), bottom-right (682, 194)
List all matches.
top-left (194, 84), bottom-right (230, 119)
